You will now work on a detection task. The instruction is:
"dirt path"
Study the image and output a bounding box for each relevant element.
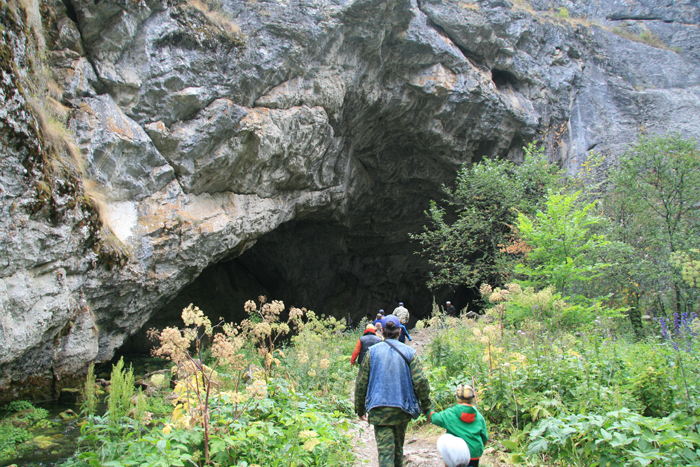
[352,420,445,467]
[350,327,510,467]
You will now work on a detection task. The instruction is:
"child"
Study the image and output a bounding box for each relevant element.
[428,385,488,467]
[372,311,385,338]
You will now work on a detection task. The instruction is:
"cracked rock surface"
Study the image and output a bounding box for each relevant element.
[1,0,699,400]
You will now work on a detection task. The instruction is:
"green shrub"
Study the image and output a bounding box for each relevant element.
[515,190,612,298]
[612,26,668,49]
[146,394,173,418]
[410,143,561,290]
[527,409,700,466]
[208,378,354,466]
[0,400,55,462]
[286,312,356,411]
[3,400,36,413]
[555,7,569,19]
[427,324,486,385]
[0,423,32,461]
[2,400,48,422]
[629,364,676,418]
[425,317,700,438]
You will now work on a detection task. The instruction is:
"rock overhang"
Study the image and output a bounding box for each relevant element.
[1,0,700,400]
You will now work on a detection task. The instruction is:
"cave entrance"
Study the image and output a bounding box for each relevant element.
[122,135,488,356]
[122,217,478,355]
[122,259,269,355]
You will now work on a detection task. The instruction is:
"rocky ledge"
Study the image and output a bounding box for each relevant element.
[1,0,699,400]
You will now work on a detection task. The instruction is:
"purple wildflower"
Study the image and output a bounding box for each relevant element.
[657,312,698,352]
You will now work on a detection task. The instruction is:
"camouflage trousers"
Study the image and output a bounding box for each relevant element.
[374,422,409,467]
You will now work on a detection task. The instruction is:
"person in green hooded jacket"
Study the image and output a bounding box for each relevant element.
[427,384,488,467]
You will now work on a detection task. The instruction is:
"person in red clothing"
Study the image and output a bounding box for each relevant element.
[351,324,383,365]
[428,384,488,467]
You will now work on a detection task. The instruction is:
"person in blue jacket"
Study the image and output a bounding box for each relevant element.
[355,316,432,467]
[398,323,412,343]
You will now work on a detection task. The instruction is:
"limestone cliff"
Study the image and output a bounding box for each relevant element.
[1,0,699,400]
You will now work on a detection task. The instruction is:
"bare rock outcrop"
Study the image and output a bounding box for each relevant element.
[1,0,699,400]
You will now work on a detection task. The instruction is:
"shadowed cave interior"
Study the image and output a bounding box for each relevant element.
[123,218,476,355]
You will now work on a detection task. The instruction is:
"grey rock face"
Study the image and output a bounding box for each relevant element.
[0,4,101,399]
[71,94,175,201]
[146,100,338,196]
[1,0,700,399]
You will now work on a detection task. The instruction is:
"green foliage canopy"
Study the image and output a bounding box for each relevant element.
[411,143,561,290]
[515,190,612,297]
[604,133,700,315]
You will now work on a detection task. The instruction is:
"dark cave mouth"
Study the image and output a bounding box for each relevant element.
[123,218,478,355]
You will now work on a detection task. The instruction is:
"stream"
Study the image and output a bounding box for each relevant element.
[0,400,83,467]
[1,356,169,467]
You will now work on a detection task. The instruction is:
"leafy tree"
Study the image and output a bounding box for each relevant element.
[411,143,561,291]
[604,134,700,317]
[515,190,612,297]
[671,249,700,289]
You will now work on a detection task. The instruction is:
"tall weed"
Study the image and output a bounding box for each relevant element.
[65,300,356,467]
[423,316,700,463]
[107,357,135,425]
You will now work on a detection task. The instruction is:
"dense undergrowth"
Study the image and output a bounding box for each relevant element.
[3,302,698,467]
[54,299,359,467]
[423,303,700,466]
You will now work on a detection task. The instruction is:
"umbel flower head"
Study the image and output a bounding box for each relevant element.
[211,333,244,364]
[246,379,267,400]
[253,322,272,339]
[244,300,257,314]
[489,291,505,303]
[182,304,213,335]
[148,326,192,364]
[262,300,285,320]
[507,283,522,294]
